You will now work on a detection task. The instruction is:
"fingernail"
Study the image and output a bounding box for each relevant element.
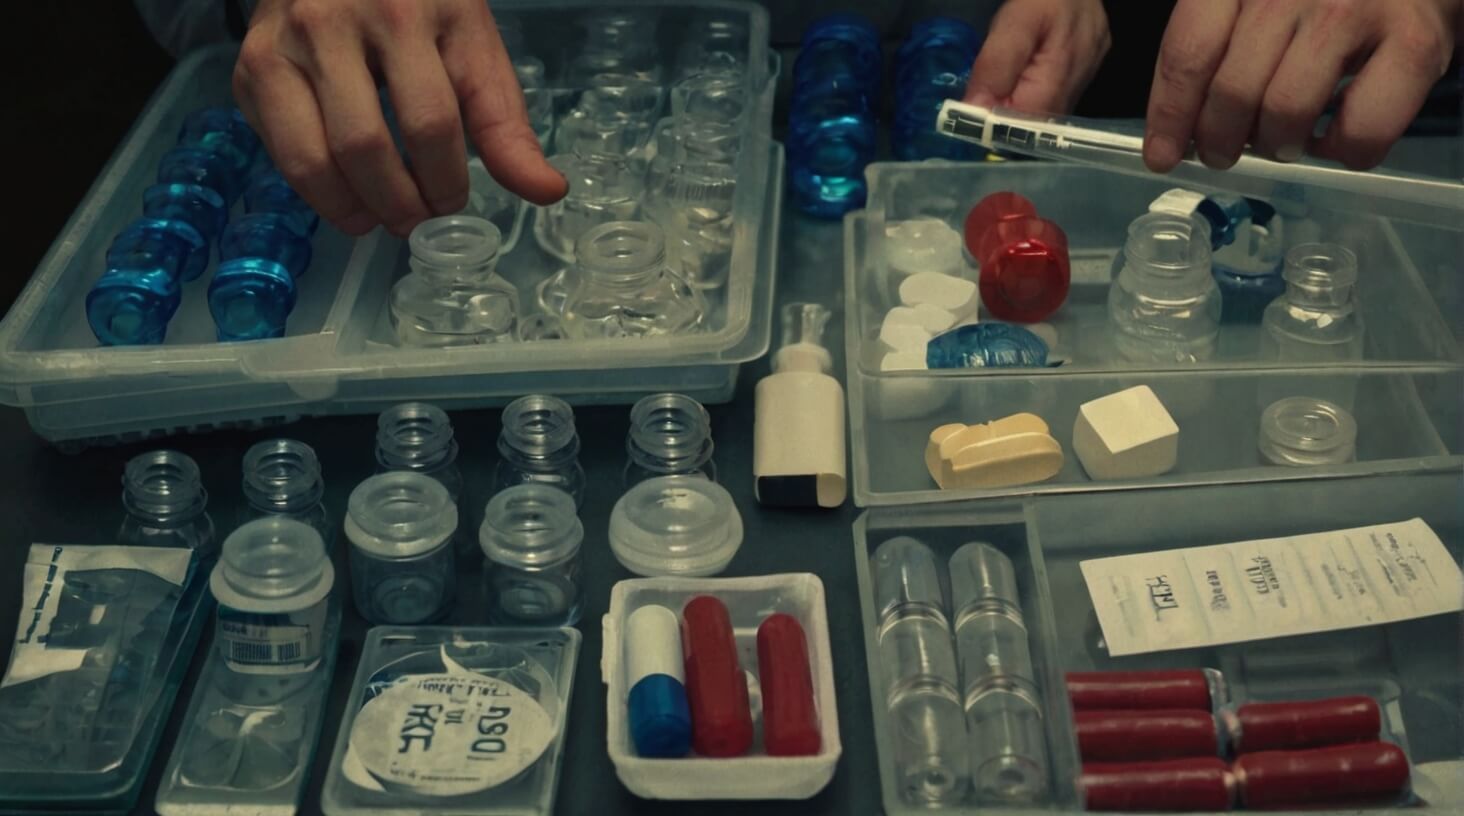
[429,195,467,216]
[1145,134,1181,172]
[1275,143,1303,162]
[339,212,378,236]
[966,89,997,108]
[1199,149,1235,170]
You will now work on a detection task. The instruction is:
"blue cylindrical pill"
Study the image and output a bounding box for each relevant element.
[106,217,207,284]
[144,182,229,248]
[221,213,314,280]
[245,170,320,237]
[625,604,692,758]
[178,107,261,179]
[209,257,298,341]
[158,144,244,205]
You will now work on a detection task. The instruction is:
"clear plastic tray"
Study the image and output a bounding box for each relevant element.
[853,468,1464,815]
[0,0,780,447]
[845,161,1463,506]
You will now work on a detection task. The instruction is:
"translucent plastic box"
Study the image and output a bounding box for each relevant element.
[845,161,1463,505]
[0,0,780,447]
[854,468,1464,815]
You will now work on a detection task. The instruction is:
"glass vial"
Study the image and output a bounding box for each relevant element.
[871,536,970,805]
[119,449,218,559]
[390,215,520,347]
[1261,243,1364,362]
[344,471,457,625]
[479,485,584,626]
[1258,397,1358,467]
[494,394,586,507]
[624,392,717,487]
[648,160,738,291]
[560,221,707,340]
[949,542,1048,802]
[1108,212,1221,364]
[538,153,644,262]
[375,402,463,501]
[241,438,332,548]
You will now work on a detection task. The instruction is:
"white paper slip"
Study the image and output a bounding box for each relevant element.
[1081,518,1464,657]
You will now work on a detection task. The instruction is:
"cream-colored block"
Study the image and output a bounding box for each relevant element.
[899,273,979,319]
[879,308,934,353]
[925,413,1063,489]
[1072,385,1179,480]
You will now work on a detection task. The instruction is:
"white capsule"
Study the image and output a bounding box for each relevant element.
[884,218,966,277]
[900,272,979,319]
[880,309,935,353]
[625,604,684,685]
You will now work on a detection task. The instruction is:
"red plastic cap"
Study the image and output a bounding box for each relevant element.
[1234,741,1410,808]
[681,595,754,757]
[1231,695,1380,752]
[976,216,1071,322]
[1067,670,1214,712]
[756,613,821,756]
[1081,758,1234,812]
[964,191,1038,260]
[1075,709,1219,762]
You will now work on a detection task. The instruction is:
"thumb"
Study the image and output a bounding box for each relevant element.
[964,2,1045,107]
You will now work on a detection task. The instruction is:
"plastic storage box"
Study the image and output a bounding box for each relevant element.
[601,574,842,799]
[845,161,1463,505]
[854,468,1464,815]
[0,0,781,447]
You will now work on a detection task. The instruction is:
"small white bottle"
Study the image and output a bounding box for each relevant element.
[753,302,847,508]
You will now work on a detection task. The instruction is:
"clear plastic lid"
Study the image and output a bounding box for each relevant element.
[871,535,946,623]
[608,475,742,576]
[345,471,458,559]
[480,484,584,568]
[1259,397,1358,464]
[211,516,333,614]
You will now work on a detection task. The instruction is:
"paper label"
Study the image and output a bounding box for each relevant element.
[3,544,192,687]
[1081,518,1464,657]
[217,601,327,674]
[347,672,555,797]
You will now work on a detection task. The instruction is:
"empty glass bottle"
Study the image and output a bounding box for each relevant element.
[624,392,716,487]
[479,484,584,626]
[538,153,644,261]
[554,73,663,158]
[872,536,970,806]
[241,438,332,548]
[119,449,218,560]
[1258,396,1358,467]
[649,160,738,291]
[494,394,586,506]
[568,9,661,85]
[894,18,984,160]
[1108,212,1221,364]
[675,13,748,80]
[390,215,520,346]
[345,472,456,625]
[788,14,881,217]
[376,402,463,501]
[1261,243,1363,363]
[560,221,707,339]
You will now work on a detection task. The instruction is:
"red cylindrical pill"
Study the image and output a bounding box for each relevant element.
[1067,670,1215,712]
[756,613,820,757]
[964,191,1039,260]
[1229,695,1380,752]
[1234,741,1410,808]
[975,216,1071,323]
[1081,758,1234,812]
[681,595,753,757]
[1075,709,1219,762]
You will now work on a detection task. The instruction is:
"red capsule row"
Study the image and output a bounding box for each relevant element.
[1082,741,1411,811]
[681,595,821,758]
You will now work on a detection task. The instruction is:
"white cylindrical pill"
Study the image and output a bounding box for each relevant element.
[885,218,966,277]
[626,604,685,684]
[900,272,979,319]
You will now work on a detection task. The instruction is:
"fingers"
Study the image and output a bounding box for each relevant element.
[1313,26,1449,169]
[234,39,377,235]
[1190,3,1297,169]
[374,21,470,216]
[964,1,1045,107]
[1143,0,1241,172]
[1250,9,1373,162]
[441,9,566,206]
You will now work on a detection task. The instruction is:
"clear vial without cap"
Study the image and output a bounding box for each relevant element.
[1108,212,1221,364]
[554,73,663,158]
[390,215,520,347]
[1259,397,1358,467]
[649,160,738,291]
[345,471,457,625]
[241,438,332,548]
[948,542,1048,802]
[479,484,584,626]
[494,394,586,506]
[560,221,707,340]
[1261,242,1364,362]
[375,402,463,502]
[624,392,717,487]
[538,153,644,262]
[119,449,217,559]
[871,536,970,805]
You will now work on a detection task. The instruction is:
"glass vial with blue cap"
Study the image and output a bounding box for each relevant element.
[478,484,584,626]
[624,392,717,487]
[390,215,519,346]
[118,449,217,559]
[345,471,457,625]
[788,13,881,217]
[241,438,333,549]
[87,218,203,345]
[623,604,692,758]
[493,394,586,506]
[895,18,984,160]
[1108,211,1221,364]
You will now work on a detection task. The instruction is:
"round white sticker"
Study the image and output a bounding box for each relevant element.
[348,672,556,797]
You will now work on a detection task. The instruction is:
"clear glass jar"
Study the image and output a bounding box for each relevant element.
[494,394,586,506]
[537,153,643,262]
[560,221,707,340]
[624,392,717,487]
[241,438,332,549]
[345,471,457,625]
[119,449,217,559]
[1107,212,1221,364]
[1261,243,1363,362]
[375,402,462,501]
[390,215,519,346]
[1258,397,1357,467]
[553,73,663,158]
[479,485,584,626]
[648,160,738,291]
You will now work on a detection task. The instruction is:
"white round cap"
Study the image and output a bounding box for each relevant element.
[608,476,742,577]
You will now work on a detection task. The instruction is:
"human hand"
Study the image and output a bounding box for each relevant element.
[1144,0,1461,173]
[233,0,567,237]
[963,0,1112,114]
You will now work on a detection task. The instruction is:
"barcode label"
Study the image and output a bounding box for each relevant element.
[217,601,328,674]
[227,637,308,666]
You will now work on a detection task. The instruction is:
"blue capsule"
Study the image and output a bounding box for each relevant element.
[208,258,298,341]
[178,107,260,178]
[158,145,244,205]
[926,323,1050,369]
[143,182,228,246]
[245,170,320,236]
[221,213,314,280]
[107,217,208,283]
[788,13,882,218]
[86,267,182,346]
[894,17,984,160]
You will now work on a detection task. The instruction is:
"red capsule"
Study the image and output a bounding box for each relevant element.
[975,217,1071,323]
[681,595,753,757]
[1081,758,1234,812]
[1067,670,1215,712]
[1234,741,1410,808]
[963,191,1038,260]
[1075,709,1219,762]
[1229,695,1380,753]
[756,613,820,757]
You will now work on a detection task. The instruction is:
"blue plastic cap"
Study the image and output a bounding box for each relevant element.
[86,268,182,346]
[627,673,692,758]
[107,217,208,284]
[220,213,314,280]
[209,258,298,341]
[926,323,1050,369]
